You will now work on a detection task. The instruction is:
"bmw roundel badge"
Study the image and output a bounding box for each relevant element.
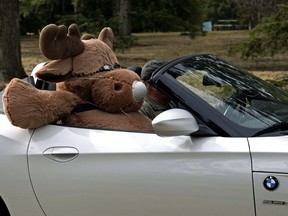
[263,176,279,191]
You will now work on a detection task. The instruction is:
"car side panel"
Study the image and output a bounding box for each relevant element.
[249,136,288,216]
[28,125,254,216]
[0,115,45,216]
[253,173,288,216]
[191,137,255,215]
[249,136,288,173]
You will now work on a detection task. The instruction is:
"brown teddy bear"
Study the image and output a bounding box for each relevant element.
[2,23,152,132]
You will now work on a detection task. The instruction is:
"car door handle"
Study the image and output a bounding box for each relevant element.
[43,147,79,163]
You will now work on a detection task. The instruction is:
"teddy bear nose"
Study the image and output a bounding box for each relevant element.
[132,81,147,102]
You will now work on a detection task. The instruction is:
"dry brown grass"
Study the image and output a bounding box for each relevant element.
[0,30,286,91]
[19,30,288,80]
[117,30,288,71]
[21,36,46,74]
[117,31,250,68]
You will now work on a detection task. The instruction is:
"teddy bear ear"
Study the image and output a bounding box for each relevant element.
[39,23,85,60]
[98,27,114,50]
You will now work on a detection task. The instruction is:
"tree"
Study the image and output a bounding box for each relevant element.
[19,0,209,36]
[131,0,207,37]
[235,0,285,28]
[232,4,288,59]
[207,0,239,24]
[0,0,26,82]
[113,0,132,35]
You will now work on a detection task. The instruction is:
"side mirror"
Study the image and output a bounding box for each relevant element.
[152,108,199,137]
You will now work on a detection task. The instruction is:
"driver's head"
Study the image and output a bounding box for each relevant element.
[141,60,167,82]
[141,60,170,106]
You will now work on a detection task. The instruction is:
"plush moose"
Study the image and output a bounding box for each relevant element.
[2,23,152,132]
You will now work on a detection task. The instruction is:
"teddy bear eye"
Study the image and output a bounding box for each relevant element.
[114,82,123,91]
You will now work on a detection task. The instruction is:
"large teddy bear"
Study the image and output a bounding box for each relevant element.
[2,23,153,132]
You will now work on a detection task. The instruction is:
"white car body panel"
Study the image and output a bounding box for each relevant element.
[28,124,254,216]
[249,137,288,216]
[0,115,45,216]
[249,136,288,173]
[253,173,288,216]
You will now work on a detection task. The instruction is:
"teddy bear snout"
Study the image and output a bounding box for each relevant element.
[114,82,123,91]
[132,81,147,102]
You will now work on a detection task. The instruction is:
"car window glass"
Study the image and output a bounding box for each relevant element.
[177,70,236,109]
[166,56,288,129]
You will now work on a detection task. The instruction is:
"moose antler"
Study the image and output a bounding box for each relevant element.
[39,23,84,60]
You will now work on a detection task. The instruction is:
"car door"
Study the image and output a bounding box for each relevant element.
[249,136,288,216]
[28,124,255,216]
[0,115,45,216]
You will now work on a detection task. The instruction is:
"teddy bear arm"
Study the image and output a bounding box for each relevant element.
[64,110,153,133]
[3,78,82,129]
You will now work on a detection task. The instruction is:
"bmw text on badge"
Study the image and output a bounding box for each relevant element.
[263,176,279,191]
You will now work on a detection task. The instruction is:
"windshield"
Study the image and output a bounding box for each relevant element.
[165,55,288,130]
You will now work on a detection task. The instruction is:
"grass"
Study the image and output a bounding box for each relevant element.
[21,30,288,72]
[117,31,250,68]
[1,30,287,91]
[117,30,288,71]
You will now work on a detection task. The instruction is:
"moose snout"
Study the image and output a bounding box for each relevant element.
[132,81,147,102]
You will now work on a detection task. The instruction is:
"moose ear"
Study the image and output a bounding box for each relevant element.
[98,27,114,50]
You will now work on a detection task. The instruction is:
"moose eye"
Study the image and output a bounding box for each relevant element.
[114,82,123,91]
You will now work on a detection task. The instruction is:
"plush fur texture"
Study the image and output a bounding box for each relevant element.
[39,24,84,60]
[36,27,118,83]
[2,23,152,132]
[2,78,82,129]
[65,110,152,132]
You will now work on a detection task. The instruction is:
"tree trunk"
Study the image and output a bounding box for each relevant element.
[236,0,278,28]
[0,0,26,82]
[118,0,131,35]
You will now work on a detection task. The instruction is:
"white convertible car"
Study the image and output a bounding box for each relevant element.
[1,54,288,216]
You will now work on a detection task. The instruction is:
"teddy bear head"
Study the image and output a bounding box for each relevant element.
[34,23,147,113]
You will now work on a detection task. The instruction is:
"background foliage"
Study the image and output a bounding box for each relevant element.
[20,0,207,34]
[18,0,288,55]
[231,4,288,59]
[19,0,208,50]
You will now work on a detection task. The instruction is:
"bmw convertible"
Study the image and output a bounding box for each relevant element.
[1,54,288,216]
